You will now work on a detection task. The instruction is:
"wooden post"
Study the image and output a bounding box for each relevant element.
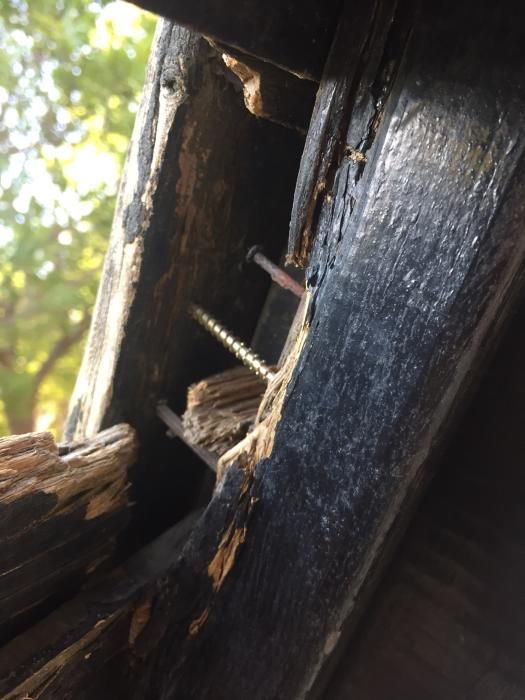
[65,21,304,541]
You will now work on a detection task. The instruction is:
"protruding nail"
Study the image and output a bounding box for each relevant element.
[157,402,217,472]
[246,246,304,299]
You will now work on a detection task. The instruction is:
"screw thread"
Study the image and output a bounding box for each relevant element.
[190,304,275,382]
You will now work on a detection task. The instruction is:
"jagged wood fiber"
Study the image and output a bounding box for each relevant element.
[0,424,136,644]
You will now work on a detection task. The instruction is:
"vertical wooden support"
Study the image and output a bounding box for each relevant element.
[65,21,303,538]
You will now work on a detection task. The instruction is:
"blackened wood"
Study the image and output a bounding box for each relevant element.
[65,21,303,541]
[128,0,342,80]
[323,299,525,700]
[288,0,409,266]
[0,425,136,644]
[112,2,525,698]
[29,2,525,699]
[0,511,199,700]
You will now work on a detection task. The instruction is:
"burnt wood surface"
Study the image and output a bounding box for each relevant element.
[116,2,525,698]
[0,425,136,645]
[323,298,525,700]
[4,300,525,699]
[65,21,303,542]
[0,512,199,699]
[129,0,342,80]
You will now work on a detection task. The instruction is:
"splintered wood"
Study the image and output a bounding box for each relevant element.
[182,367,266,457]
[0,424,137,641]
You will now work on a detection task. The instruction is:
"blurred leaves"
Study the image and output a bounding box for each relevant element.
[0,0,155,435]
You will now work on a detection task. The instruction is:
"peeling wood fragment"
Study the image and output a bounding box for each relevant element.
[221,52,316,132]
[188,608,209,637]
[208,523,247,592]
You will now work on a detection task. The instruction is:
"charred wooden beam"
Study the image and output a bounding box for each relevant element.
[323,298,525,700]
[65,21,303,541]
[4,299,525,699]
[220,51,317,132]
[0,424,136,644]
[115,1,525,697]
[0,512,199,699]
[128,0,342,80]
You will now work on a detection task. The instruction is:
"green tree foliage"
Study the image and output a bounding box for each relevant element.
[0,0,155,435]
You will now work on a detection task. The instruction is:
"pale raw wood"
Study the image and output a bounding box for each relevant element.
[0,424,137,642]
[182,366,266,456]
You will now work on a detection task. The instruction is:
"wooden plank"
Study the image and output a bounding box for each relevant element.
[128,0,342,80]
[0,424,136,644]
[323,299,525,700]
[65,21,304,540]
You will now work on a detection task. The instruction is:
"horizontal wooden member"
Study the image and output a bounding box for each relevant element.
[0,424,137,643]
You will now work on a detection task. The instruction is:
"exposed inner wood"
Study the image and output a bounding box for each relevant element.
[221,52,316,132]
[0,424,136,643]
[182,366,266,456]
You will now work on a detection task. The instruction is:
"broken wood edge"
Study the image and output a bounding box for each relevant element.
[182,366,266,456]
[0,423,137,517]
[220,50,316,133]
[217,292,311,481]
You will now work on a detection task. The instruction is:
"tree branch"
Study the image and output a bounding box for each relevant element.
[32,315,91,393]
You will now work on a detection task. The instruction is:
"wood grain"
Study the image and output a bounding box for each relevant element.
[0,424,136,644]
[323,299,525,700]
[65,21,303,542]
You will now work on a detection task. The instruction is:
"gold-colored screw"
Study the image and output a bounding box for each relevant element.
[189,304,276,382]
